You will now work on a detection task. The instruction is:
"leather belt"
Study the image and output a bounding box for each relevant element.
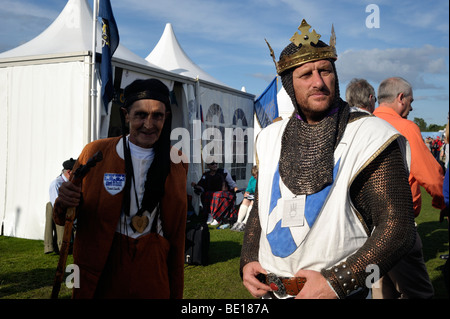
[261,273,307,297]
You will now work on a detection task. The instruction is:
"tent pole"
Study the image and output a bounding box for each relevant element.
[195,77,204,174]
[90,0,99,142]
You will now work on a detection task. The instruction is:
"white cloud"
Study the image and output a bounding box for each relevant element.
[0,0,59,19]
[0,0,60,52]
[116,0,262,44]
[337,45,449,89]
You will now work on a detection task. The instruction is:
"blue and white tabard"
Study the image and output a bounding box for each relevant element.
[256,111,407,278]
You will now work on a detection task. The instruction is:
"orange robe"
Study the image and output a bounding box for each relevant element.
[54,136,188,298]
[374,106,445,216]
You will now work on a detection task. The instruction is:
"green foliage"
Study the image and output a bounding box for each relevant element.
[413,117,446,132]
[414,117,427,131]
[427,123,445,132]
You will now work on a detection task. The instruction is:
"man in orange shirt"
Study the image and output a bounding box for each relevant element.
[374,77,445,216]
[373,76,445,298]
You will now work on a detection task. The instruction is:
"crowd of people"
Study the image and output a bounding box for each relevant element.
[424,135,448,168]
[345,77,447,298]
[190,159,258,232]
[47,18,448,300]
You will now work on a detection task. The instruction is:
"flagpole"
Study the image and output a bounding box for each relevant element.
[195,77,204,174]
[90,0,99,142]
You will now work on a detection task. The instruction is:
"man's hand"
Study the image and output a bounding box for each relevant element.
[242,262,272,298]
[56,181,82,209]
[294,269,337,299]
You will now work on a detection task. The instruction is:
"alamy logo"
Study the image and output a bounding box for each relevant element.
[366,4,380,29]
[65,264,80,289]
[170,120,253,164]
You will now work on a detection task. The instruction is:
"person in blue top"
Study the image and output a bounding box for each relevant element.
[232,166,258,231]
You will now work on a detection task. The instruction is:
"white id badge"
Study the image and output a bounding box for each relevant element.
[281,195,305,227]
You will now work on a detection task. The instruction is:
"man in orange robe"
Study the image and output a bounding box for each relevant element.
[54,79,188,298]
[373,76,445,299]
[374,77,445,217]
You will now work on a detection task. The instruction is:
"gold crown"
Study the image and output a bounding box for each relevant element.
[266,19,337,75]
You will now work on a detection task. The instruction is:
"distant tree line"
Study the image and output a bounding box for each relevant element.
[413,117,446,132]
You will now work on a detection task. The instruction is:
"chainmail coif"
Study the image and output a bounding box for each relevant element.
[279,103,349,195]
[278,40,348,195]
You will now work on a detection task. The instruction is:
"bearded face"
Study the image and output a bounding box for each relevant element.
[279,41,340,124]
[292,60,336,124]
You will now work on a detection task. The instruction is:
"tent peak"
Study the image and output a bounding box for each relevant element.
[0,0,159,69]
[146,23,227,86]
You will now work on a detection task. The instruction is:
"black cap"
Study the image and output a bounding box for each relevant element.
[123,78,170,111]
[62,158,76,170]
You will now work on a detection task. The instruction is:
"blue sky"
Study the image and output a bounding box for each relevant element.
[0,0,448,125]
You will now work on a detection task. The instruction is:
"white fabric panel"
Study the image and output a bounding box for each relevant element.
[0,70,8,226]
[1,62,86,240]
[277,86,295,119]
[180,84,200,210]
[121,69,174,92]
[199,85,254,185]
[200,86,254,131]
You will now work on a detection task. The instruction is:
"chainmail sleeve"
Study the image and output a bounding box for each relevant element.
[240,185,261,277]
[321,138,416,298]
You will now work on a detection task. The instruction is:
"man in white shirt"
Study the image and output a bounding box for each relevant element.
[45,158,76,254]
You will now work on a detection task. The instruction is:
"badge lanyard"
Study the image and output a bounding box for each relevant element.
[123,136,159,234]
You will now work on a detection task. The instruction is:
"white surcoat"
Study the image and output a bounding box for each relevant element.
[256,110,408,277]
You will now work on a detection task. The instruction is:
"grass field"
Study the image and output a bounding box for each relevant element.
[0,187,448,299]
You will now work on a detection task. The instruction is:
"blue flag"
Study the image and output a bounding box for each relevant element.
[254,77,278,128]
[98,0,119,113]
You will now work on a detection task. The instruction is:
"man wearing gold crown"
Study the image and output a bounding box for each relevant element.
[240,20,416,299]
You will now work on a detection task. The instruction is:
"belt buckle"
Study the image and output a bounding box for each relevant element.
[267,273,286,298]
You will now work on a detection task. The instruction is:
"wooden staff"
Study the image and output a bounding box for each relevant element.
[51,151,103,299]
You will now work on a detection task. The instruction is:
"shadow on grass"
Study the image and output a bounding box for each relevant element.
[0,267,55,298]
[417,220,449,298]
[417,220,449,262]
[209,240,242,264]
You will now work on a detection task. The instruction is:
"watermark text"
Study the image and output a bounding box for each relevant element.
[366,4,380,29]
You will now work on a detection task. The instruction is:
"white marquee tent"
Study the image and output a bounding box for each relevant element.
[0,0,254,240]
[146,23,226,87]
[146,23,255,210]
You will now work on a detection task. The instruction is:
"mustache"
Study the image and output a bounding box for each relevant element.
[138,128,158,135]
[308,88,331,96]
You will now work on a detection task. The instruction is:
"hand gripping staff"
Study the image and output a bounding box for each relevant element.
[51,151,103,299]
